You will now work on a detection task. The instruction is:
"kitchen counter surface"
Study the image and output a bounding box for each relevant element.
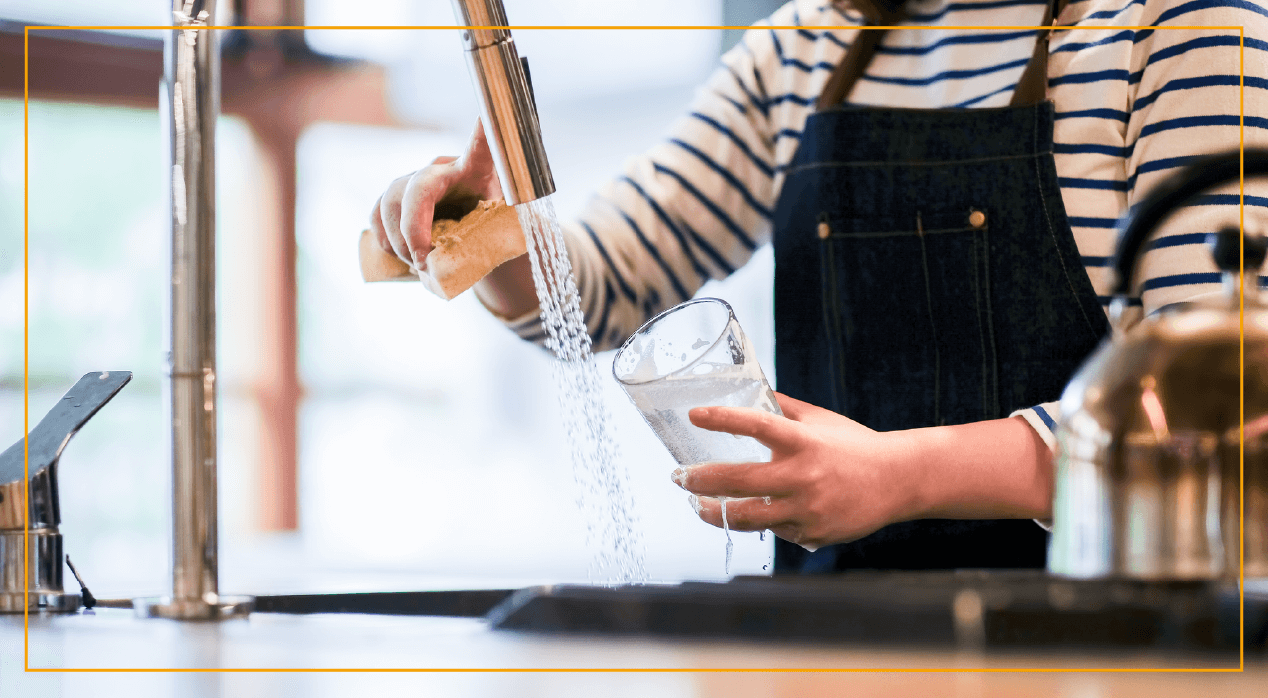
[3,604,1264,698]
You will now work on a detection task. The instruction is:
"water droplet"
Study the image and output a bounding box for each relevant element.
[72,403,80,408]
[721,497,733,576]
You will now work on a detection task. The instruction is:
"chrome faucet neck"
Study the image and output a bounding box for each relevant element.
[451,0,556,205]
[134,0,252,621]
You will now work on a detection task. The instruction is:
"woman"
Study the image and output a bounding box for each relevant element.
[370,0,1268,572]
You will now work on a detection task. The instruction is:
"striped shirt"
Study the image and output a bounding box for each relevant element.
[500,0,1268,448]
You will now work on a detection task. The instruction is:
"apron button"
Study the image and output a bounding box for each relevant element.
[968,209,987,228]
[817,220,831,239]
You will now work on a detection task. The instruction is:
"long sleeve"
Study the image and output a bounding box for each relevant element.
[499,2,863,350]
[490,0,1268,448]
[1013,0,1268,448]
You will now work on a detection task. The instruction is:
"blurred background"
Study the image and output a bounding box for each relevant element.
[0,0,787,597]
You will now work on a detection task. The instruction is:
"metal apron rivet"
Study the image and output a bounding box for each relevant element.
[817,220,831,239]
[969,209,987,228]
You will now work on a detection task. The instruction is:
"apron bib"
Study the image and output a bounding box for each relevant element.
[771,0,1107,573]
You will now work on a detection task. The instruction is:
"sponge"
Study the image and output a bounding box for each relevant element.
[358,199,526,300]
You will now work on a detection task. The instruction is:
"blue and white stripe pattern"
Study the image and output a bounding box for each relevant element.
[498,0,1268,447]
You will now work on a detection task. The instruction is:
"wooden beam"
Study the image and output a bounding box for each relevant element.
[246,116,301,532]
[1,21,396,126]
[222,47,395,128]
[0,21,163,108]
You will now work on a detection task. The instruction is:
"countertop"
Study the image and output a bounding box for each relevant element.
[3,605,1265,698]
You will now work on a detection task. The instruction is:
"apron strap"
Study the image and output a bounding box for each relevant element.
[816,0,908,111]
[817,0,1069,111]
[1008,0,1068,106]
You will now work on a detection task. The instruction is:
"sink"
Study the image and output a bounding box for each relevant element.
[251,589,515,617]
[483,571,1268,651]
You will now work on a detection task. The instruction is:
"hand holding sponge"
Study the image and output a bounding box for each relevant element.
[359,199,526,300]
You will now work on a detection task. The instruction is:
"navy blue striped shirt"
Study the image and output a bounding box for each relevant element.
[499,0,1268,446]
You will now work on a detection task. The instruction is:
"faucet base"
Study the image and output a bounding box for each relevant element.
[133,594,253,621]
[0,529,80,614]
[0,591,81,614]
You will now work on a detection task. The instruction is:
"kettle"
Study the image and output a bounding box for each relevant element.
[1049,149,1268,580]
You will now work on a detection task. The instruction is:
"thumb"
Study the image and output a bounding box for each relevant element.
[774,392,819,421]
[466,119,490,162]
[460,119,504,200]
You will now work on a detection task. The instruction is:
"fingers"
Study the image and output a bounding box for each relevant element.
[372,158,463,271]
[689,495,791,533]
[366,118,503,277]
[690,495,822,550]
[395,120,501,268]
[369,195,392,255]
[672,461,795,499]
[375,175,413,266]
[400,168,448,269]
[687,405,802,452]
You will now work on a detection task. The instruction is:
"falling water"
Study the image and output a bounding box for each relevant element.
[516,196,646,584]
[721,498,733,575]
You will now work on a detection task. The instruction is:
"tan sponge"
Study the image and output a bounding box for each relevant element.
[358,199,526,300]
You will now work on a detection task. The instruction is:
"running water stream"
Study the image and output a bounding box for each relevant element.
[516,196,647,583]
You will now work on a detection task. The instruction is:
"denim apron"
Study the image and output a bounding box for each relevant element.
[772,0,1107,573]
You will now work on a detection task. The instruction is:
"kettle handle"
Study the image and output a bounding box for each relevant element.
[1111,148,1268,297]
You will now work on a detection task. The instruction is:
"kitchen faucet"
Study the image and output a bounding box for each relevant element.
[450,0,555,205]
[133,0,555,620]
[133,0,252,620]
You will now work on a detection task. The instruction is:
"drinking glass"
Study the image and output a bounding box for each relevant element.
[612,298,783,466]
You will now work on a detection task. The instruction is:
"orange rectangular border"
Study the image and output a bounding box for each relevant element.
[19,21,1247,675]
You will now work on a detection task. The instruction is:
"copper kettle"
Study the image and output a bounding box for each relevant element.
[1049,150,1268,580]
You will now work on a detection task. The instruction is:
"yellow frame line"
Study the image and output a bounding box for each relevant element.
[19,20,1247,680]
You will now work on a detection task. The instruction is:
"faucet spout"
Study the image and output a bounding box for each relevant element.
[451,0,556,205]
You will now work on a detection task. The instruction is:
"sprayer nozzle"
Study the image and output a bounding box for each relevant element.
[452,0,555,205]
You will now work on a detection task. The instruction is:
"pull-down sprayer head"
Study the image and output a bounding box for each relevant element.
[450,0,556,205]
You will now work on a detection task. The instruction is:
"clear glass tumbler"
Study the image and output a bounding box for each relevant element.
[612,297,783,467]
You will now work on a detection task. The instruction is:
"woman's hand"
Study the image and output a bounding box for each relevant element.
[366,121,539,319]
[674,392,1055,550]
[674,392,925,551]
[367,120,502,272]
